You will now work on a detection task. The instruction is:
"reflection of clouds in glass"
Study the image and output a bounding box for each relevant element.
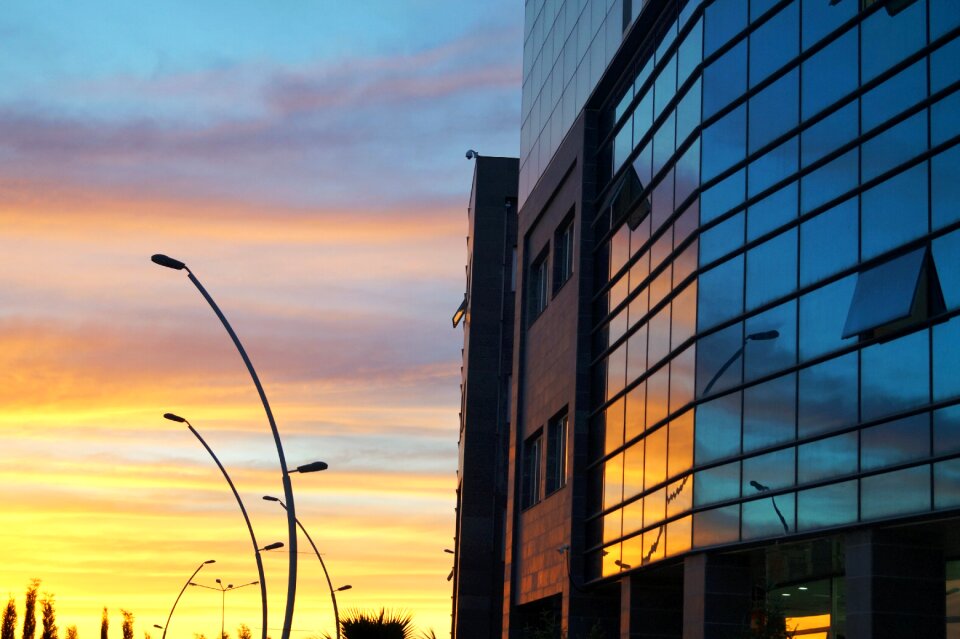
[798,352,857,437]
[861,330,929,421]
[694,460,740,506]
[696,322,743,397]
[743,493,795,540]
[934,459,960,510]
[745,300,797,381]
[743,373,796,452]
[861,465,930,520]
[693,504,739,547]
[797,480,857,531]
[861,413,929,471]
[695,390,742,463]
[798,432,857,484]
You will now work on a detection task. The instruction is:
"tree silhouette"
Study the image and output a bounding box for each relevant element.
[39,595,56,639]
[65,627,77,639]
[120,611,133,639]
[100,609,108,639]
[236,625,251,639]
[328,609,415,639]
[22,580,40,639]
[2,597,16,639]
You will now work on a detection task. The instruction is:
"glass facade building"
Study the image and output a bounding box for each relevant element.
[481,0,960,637]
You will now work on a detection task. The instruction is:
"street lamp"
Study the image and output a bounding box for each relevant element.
[152,253,299,639]
[749,480,790,534]
[159,559,216,639]
[164,412,271,639]
[262,495,347,639]
[701,330,780,397]
[191,579,259,639]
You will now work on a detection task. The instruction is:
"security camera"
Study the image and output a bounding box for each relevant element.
[465,149,478,160]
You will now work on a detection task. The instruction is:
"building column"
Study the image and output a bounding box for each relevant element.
[683,553,752,639]
[845,529,945,639]
[627,569,683,639]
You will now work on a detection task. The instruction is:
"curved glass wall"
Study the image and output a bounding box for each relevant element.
[586,0,960,580]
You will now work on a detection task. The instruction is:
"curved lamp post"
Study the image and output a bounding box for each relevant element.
[164,412,272,639]
[152,252,298,639]
[160,559,216,639]
[701,330,780,397]
[262,495,348,639]
[191,579,259,639]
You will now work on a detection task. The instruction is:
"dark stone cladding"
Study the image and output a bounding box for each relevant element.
[453,156,518,639]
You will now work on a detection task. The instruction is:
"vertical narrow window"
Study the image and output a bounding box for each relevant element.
[528,249,549,320]
[522,432,543,508]
[554,214,575,291]
[511,246,517,292]
[546,412,569,494]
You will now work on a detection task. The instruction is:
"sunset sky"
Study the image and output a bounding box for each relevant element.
[0,3,520,638]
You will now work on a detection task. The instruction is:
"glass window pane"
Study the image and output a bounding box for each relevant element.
[861,112,928,184]
[861,60,926,132]
[697,255,744,330]
[934,458,960,511]
[861,329,930,422]
[704,40,747,119]
[934,405,960,456]
[861,465,930,521]
[932,37,960,93]
[796,480,858,531]
[692,504,740,547]
[700,211,744,264]
[605,340,628,401]
[645,426,668,489]
[671,344,697,412]
[842,247,927,338]
[648,365,670,427]
[625,382,647,441]
[800,149,858,215]
[860,0,926,84]
[672,279,698,348]
[633,90,654,146]
[798,353,858,438]
[747,182,797,242]
[749,69,799,154]
[676,80,702,145]
[743,492,795,539]
[701,168,745,224]
[743,447,795,494]
[799,275,858,361]
[801,101,859,168]
[704,0,747,57]
[605,396,626,454]
[697,322,743,397]
[930,0,960,40]
[933,229,960,311]
[744,299,797,381]
[746,228,797,310]
[932,144,960,231]
[626,324,648,385]
[861,413,930,471]
[749,1,799,87]
[666,514,693,557]
[604,453,624,509]
[645,486,666,527]
[675,137,701,205]
[678,18,703,86]
[668,410,695,478]
[932,91,960,147]
[799,432,857,484]
[800,197,858,288]
[648,305,672,367]
[654,54,677,119]
[702,104,747,182]
[743,373,796,452]
[668,473,693,517]
[801,29,858,120]
[694,460,741,506]
[748,137,799,199]
[624,441,645,500]
[802,0,856,50]
[934,317,960,402]
[695,390,742,463]
[652,112,676,179]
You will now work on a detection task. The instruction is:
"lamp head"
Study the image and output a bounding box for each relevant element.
[204,560,216,564]
[163,413,186,423]
[151,254,186,270]
[262,542,284,551]
[294,461,328,474]
[747,330,780,341]
[336,585,352,592]
[262,495,281,502]
[215,578,221,584]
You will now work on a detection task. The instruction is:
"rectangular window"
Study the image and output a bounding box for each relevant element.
[528,250,549,320]
[521,432,543,508]
[554,216,575,291]
[546,412,568,494]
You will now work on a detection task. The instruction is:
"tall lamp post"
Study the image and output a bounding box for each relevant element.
[262,496,350,639]
[151,253,299,639]
[159,559,216,639]
[701,330,780,397]
[191,579,259,639]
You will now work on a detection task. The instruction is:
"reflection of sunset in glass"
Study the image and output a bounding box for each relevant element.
[0,2,521,638]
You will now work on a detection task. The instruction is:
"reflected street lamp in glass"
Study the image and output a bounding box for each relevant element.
[749,480,790,534]
[191,579,260,639]
[159,559,216,639]
[152,252,298,639]
[701,330,780,397]
[262,495,348,639]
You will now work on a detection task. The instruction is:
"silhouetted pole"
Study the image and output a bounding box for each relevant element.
[161,559,216,639]
[191,580,258,639]
[263,496,349,639]
[151,253,298,639]
[164,413,272,639]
